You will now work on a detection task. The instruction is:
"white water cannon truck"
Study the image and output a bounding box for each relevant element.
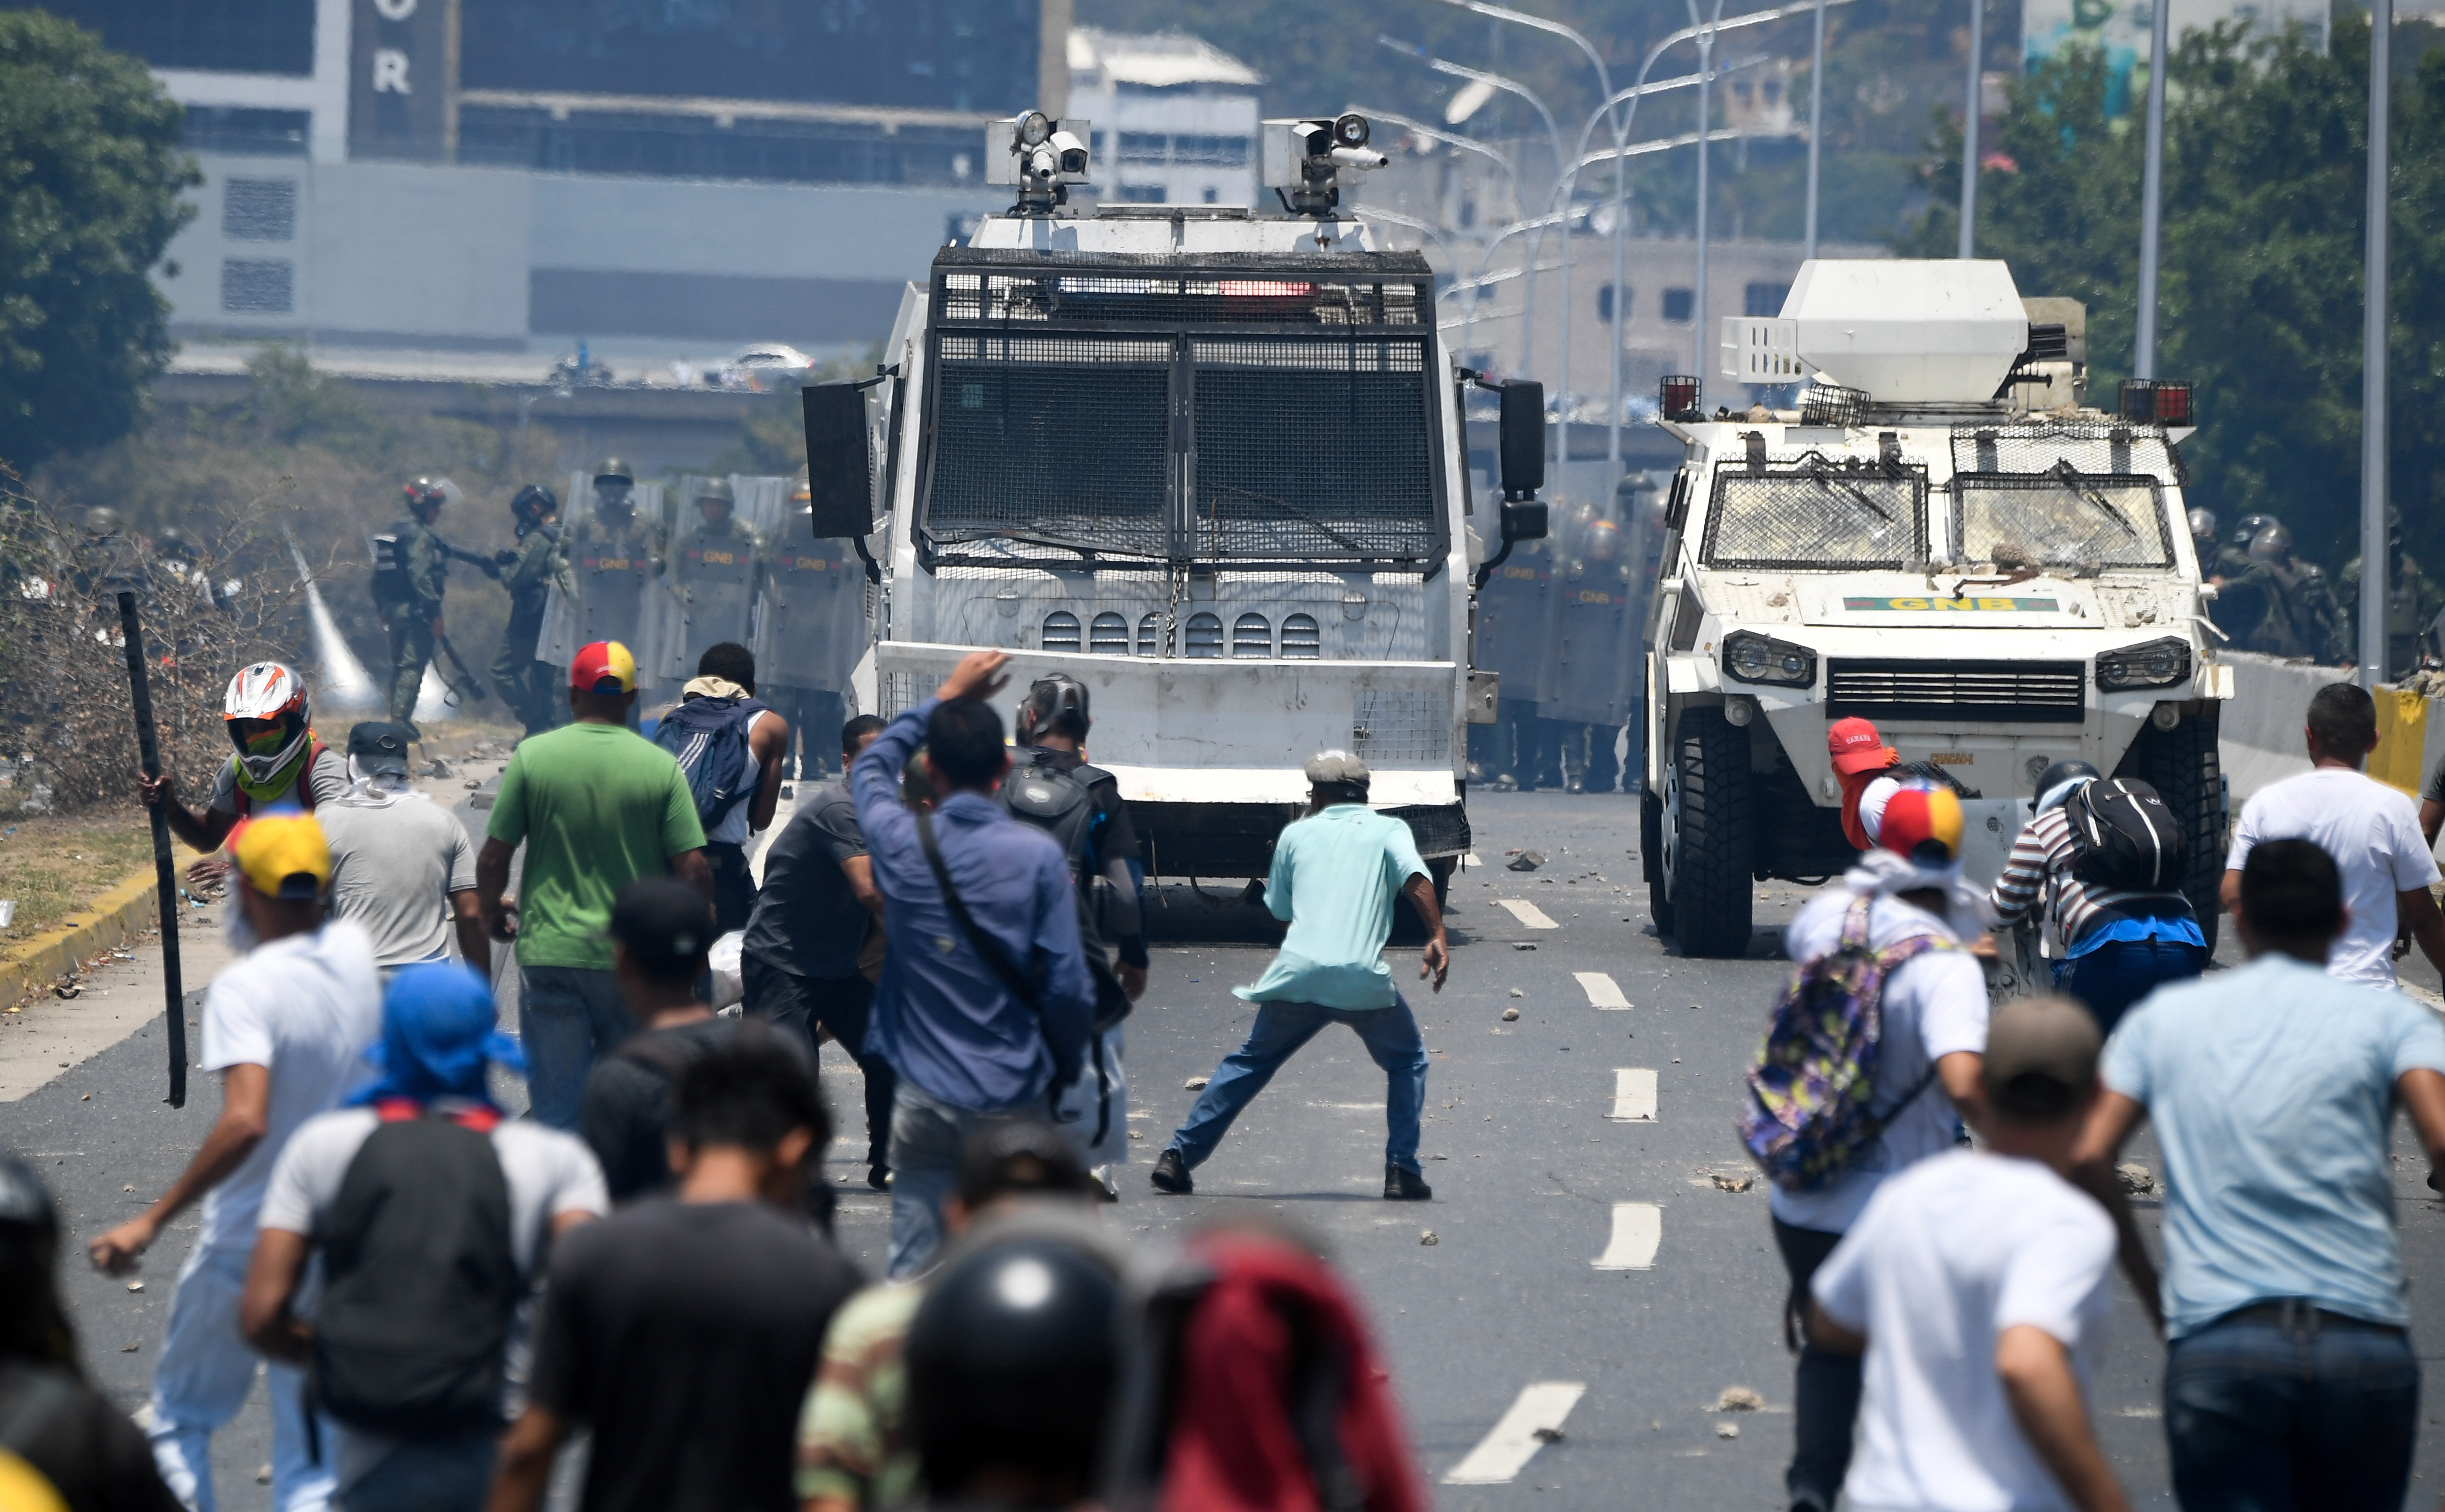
[1640,259,2233,957]
[802,110,1550,901]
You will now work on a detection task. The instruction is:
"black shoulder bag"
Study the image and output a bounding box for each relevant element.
[912,807,1112,1145]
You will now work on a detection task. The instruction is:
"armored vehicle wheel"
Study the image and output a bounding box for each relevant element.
[2117,705,2225,955]
[1664,707,1756,958]
[1641,788,1674,934]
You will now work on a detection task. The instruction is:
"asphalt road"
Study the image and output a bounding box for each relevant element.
[18,787,2445,1510]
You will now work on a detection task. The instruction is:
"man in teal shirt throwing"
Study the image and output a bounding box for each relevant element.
[1152,750,1449,1200]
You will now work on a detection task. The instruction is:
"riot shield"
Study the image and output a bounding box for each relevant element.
[564,475,667,659]
[1537,479,1658,727]
[759,513,870,694]
[670,474,763,671]
[1475,536,1554,698]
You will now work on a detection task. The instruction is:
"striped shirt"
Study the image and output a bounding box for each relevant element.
[1989,807,2116,947]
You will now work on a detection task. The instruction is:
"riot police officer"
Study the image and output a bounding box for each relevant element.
[2231,522,2348,663]
[373,477,454,734]
[2340,509,2444,679]
[566,457,664,653]
[761,469,866,777]
[670,477,764,673]
[2187,507,2221,580]
[491,483,572,737]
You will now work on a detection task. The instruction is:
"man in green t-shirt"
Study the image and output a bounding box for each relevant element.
[477,639,711,1128]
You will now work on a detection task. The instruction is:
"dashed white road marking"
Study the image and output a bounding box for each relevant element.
[1574,971,1629,1008]
[1464,852,1485,867]
[1593,1203,1662,1270]
[1608,1068,1657,1122]
[1495,898,1560,929]
[1441,1382,1588,1484]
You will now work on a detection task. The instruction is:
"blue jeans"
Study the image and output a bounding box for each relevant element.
[2165,1303,2419,1512]
[1165,997,1428,1175]
[886,1082,1078,1281]
[333,1431,496,1512]
[518,965,633,1131]
[147,1244,336,1512]
[2053,935,2206,1037]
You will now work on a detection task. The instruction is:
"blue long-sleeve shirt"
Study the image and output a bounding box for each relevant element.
[850,697,1094,1111]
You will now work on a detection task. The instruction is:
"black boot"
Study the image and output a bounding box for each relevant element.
[1384,1164,1432,1201]
[1150,1149,1193,1194]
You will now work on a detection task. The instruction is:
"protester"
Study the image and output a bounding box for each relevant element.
[741,715,896,1190]
[2221,681,2445,987]
[240,964,606,1512]
[0,1155,181,1512]
[1153,749,1446,1200]
[142,663,351,856]
[1988,759,2204,1034]
[1829,717,1903,852]
[476,641,710,1130]
[1807,997,2126,1512]
[848,650,1095,1279]
[579,877,828,1233]
[1103,1221,1425,1512]
[1759,783,1991,1512]
[319,721,487,975]
[2075,837,2445,1508]
[87,817,381,1512]
[1003,675,1147,1197]
[655,642,789,932]
[799,1120,1101,1512]
[486,1030,862,1512]
[901,1230,1121,1512]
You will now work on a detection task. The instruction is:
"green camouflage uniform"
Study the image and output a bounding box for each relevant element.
[2229,557,2348,664]
[379,517,447,725]
[2340,550,2445,679]
[491,522,572,735]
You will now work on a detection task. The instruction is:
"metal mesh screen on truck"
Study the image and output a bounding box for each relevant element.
[1702,464,1927,571]
[1954,474,2172,570]
[1949,421,2181,483]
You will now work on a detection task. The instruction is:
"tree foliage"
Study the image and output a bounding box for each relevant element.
[1904,17,2445,577]
[0,11,197,471]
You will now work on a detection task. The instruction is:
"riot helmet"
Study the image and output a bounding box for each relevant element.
[403,477,457,519]
[0,1154,73,1371]
[510,483,558,526]
[593,458,635,516]
[2249,522,2295,564]
[2187,507,2217,544]
[905,1233,1121,1502]
[1017,674,1091,744]
[156,525,194,562]
[2231,514,2277,552]
[2032,757,2101,814]
[694,477,735,527]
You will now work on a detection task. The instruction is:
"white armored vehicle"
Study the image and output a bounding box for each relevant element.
[1641,260,2233,956]
[808,112,1548,896]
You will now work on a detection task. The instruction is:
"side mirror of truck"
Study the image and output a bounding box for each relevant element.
[1500,500,1547,542]
[801,381,874,538]
[1498,379,1545,504]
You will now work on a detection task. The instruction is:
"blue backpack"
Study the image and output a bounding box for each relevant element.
[653,694,767,829]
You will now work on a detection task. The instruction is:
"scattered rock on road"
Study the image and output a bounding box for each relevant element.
[1716,1423,1740,1440]
[1507,988,1524,998]
[1185,1076,1210,1090]
[1710,1172,1754,1194]
[1419,1230,1438,1245]
[2117,1163,2155,1194]
[1506,850,1544,871]
[1713,1386,1764,1412]
[1501,1007,1520,1022]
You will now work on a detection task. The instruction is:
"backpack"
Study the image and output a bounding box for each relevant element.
[310,1101,518,1435]
[1739,895,1955,1193]
[998,753,1133,1034]
[655,695,768,829]
[2064,777,2186,892]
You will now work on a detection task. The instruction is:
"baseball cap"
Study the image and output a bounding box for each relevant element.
[608,876,715,981]
[1827,717,1897,776]
[1304,749,1371,787]
[346,721,414,778]
[1876,783,1964,865]
[571,640,638,694]
[1982,996,2101,1120]
[234,815,331,900]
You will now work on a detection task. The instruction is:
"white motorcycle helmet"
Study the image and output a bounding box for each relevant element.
[223,662,312,786]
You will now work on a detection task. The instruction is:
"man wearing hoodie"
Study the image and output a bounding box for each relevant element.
[1769,783,1993,1512]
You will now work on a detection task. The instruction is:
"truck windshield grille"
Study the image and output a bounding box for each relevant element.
[918,248,1447,568]
[1953,474,2170,570]
[1826,658,2085,722]
[1702,466,1926,570]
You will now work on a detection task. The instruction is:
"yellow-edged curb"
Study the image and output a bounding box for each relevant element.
[2,867,164,1008]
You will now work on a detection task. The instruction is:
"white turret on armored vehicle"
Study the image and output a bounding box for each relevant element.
[1641,259,2233,957]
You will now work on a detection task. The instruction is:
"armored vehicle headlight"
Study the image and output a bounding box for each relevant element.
[2096,636,2191,691]
[1723,631,1816,688]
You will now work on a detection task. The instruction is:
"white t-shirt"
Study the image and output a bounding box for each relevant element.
[261,1108,607,1488]
[196,922,383,1252]
[1858,776,1903,844]
[2225,766,2442,986]
[1813,1149,2117,1512]
[1769,890,1991,1235]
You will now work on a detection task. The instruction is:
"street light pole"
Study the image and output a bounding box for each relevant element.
[1804,0,1826,261]
[2361,0,2392,688]
[1693,0,1725,382]
[1958,0,1983,258]
[2134,0,2170,378]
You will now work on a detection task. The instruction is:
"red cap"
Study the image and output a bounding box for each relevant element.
[569,641,638,694]
[1827,717,1897,776]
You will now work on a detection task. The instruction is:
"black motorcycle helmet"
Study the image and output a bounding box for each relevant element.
[1018,674,1092,744]
[2033,758,2101,813]
[0,1154,73,1369]
[905,1233,1121,1501]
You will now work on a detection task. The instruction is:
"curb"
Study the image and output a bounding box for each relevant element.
[2,867,165,1008]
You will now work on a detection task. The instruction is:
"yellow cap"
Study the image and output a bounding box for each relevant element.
[235,816,331,900]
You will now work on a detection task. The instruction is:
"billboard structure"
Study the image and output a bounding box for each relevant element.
[2023,0,2330,114]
